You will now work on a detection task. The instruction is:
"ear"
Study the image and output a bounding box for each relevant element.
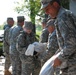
[52,1,59,8]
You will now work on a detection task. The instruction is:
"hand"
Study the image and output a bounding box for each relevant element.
[53,57,62,68]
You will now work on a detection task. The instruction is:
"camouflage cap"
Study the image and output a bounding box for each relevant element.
[17,16,25,22]
[41,0,53,9]
[46,19,55,27]
[41,0,61,9]
[7,17,14,21]
[24,21,33,30]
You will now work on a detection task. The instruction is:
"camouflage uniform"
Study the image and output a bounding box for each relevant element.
[45,31,59,61]
[40,19,59,65]
[16,21,41,75]
[54,7,76,75]
[3,24,9,30]
[16,30,41,75]
[40,30,60,75]
[3,25,12,70]
[39,18,49,43]
[40,28,49,43]
[9,25,23,75]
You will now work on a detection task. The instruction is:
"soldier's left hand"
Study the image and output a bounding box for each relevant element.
[53,57,62,68]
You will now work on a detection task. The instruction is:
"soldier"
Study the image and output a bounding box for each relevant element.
[40,19,57,64]
[39,18,49,43]
[16,21,41,75]
[3,17,14,30]
[9,16,25,75]
[41,0,76,75]
[44,19,59,61]
[3,17,14,75]
[41,19,60,75]
[47,19,61,75]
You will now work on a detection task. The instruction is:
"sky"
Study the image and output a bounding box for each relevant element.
[0,0,29,25]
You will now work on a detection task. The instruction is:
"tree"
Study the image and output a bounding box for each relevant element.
[14,0,42,33]
[14,0,69,33]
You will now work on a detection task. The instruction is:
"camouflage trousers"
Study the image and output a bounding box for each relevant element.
[20,54,41,75]
[10,53,21,75]
[33,57,41,75]
[4,53,11,70]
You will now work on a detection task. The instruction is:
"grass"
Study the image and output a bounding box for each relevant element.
[0,42,3,46]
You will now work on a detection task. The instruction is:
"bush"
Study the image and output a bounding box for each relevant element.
[0,42,3,56]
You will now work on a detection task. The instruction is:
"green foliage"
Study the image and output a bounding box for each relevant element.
[0,42,3,47]
[36,25,42,41]
[0,25,4,30]
[36,30,41,36]
[14,0,41,24]
[36,25,42,31]
[14,0,69,34]
[36,25,42,36]
[0,42,3,56]
[14,0,42,34]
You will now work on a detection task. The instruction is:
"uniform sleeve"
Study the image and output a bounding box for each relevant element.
[39,29,49,43]
[43,33,58,61]
[48,33,58,55]
[9,28,13,44]
[16,34,26,54]
[3,27,9,53]
[4,27,9,44]
[57,16,76,62]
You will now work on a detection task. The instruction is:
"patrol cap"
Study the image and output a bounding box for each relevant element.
[46,19,55,27]
[41,0,53,9]
[17,16,25,22]
[24,21,33,30]
[7,17,14,21]
[41,0,60,9]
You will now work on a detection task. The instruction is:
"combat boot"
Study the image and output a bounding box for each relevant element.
[4,70,12,75]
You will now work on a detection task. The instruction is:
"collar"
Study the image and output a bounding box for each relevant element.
[57,7,66,18]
